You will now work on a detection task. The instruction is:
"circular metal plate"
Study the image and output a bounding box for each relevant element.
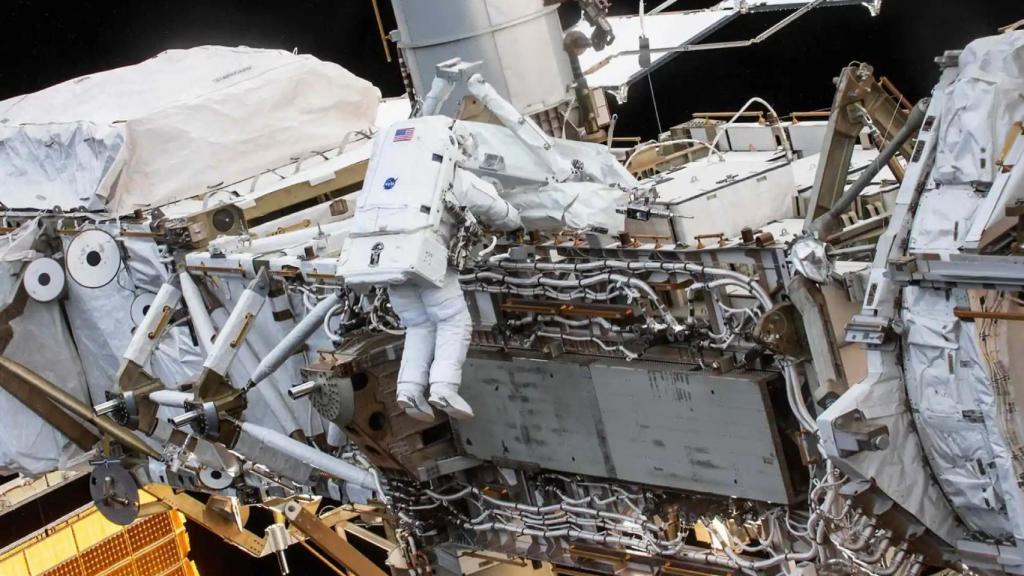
[89,462,140,526]
[66,229,122,289]
[199,467,234,490]
[311,378,354,427]
[23,257,66,302]
[130,292,157,326]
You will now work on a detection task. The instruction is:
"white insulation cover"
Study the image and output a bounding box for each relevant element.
[903,287,1022,540]
[0,46,381,214]
[0,222,92,475]
[933,31,1024,186]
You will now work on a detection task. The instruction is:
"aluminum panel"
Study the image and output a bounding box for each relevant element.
[455,354,794,503]
[456,356,611,478]
[591,364,791,503]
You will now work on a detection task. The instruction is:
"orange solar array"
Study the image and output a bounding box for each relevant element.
[35,511,198,576]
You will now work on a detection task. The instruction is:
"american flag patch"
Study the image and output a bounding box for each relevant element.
[393,127,415,142]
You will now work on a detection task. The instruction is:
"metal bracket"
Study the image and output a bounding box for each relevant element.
[89,461,141,526]
[831,409,890,457]
[284,500,388,576]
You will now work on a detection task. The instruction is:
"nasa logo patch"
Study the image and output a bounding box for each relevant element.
[383,177,397,190]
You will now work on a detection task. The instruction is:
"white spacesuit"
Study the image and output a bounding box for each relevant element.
[338,115,521,421]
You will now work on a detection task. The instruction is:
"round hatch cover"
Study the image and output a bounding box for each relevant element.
[66,229,122,289]
[23,257,66,302]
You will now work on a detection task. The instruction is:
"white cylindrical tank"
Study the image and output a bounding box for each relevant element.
[391,0,573,117]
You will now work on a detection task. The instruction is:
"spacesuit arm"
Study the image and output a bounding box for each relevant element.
[466,74,575,182]
[457,171,522,232]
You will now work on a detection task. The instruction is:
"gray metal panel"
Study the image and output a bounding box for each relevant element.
[590,365,790,503]
[456,357,610,478]
[390,0,571,116]
[456,354,793,503]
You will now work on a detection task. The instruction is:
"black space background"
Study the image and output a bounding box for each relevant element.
[2,1,1021,140]
[0,1,1021,575]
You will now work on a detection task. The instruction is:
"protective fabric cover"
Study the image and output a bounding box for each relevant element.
[0,123,123,211]
[908,183,984,255]
[0,222,92,475]
[817,359,964,545]
[60,224,201,403]
[902,287,1019,539]
[503,181,627,233]
[933,31,1024,186]
[0,46,380,214]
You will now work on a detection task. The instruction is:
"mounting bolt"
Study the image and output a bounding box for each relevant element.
[871,434,890,451]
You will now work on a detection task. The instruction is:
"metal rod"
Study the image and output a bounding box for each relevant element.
[954,308,1024,322]
[624,0,827,56]
[810,99,928,237]
[370,0,393,63]
[169,409,202,428]
[93,398,122,417]
[0,356,161,459]
[288,381,321,400]
[648,0,680,15]
[298,541,348,576]
[285,501,388,576]
[0,362,99,450]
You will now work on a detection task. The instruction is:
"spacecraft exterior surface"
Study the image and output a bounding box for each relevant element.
[3,2,1024,576]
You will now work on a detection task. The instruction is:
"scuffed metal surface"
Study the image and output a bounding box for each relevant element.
[456,355,793,503]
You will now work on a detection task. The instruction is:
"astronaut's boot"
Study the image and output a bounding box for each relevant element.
[396,382,434,422]
[428,382,474,420]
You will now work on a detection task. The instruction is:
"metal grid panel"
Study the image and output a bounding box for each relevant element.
[77,533,131,575]
[37,511,194,576]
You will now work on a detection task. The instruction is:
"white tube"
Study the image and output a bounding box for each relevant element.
[248,292,341,387]
[148,389,192,408]
[204,270,268,376]
[706,96,793,160]
[240,422,376,490]
[209,219,352,256]
[786,363,819,433]
[208,307,304,436]
[123,280,181,367]
[624,138,726,169]
[488,260,774,309]
[180,272,217,354]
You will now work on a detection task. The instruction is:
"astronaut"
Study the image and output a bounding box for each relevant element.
[338,114,521,421]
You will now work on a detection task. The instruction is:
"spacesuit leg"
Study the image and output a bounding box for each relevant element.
[388,284,436,422]
[422,270,475,420]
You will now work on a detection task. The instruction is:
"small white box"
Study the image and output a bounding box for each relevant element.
[338,228,449,289]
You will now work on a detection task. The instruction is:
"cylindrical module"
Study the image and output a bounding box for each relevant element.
[239,422,377,490]
[203,270,269,377]
[249,292,341,387]
[390,0,572,116]
[180,272,217,354]
[148,389,192,409]
[123,280,182,367]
